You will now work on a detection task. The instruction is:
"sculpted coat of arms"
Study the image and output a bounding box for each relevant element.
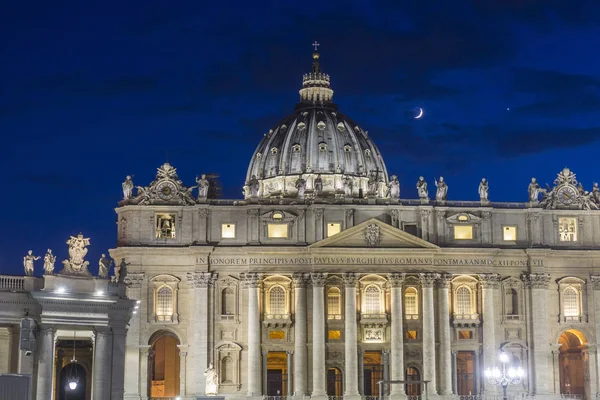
[364,223,381,247]
[61,233,91,276]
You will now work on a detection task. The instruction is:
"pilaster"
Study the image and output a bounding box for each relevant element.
[388,273,406,398]
[36,326,55,400]
[311,272,327,400]
[479,273,500,394]
[242,272,263,397]
[437,274,453,395]
[124,272,144,399]
[419,273,438,395]
[292,273,309,398]
[343,272,361,400]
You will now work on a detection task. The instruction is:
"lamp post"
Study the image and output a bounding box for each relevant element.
[484,352,524,400]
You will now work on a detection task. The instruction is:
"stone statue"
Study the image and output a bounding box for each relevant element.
[295,175,306,199]
[43,249,56,275]
[196,174,210,200]
[122,175,134,200]
[248,175,259,198]
[416,176,428,200]
[114,258,130,283]
[434,176,448,201]
[343,175,353,197]
[528,178,542,202]
[314,174,323,196]
[367,171,378,195]
[388,175,400,199]
[478,178,489,202]
[592,182,600,204]
[204,362,219,395]
[23,250,40,276]
[98,254,113,279]
[61,233,91,275]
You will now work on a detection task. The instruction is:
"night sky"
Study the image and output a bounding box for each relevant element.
[2,1,600,276]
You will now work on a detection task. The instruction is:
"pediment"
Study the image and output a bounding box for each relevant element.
[310,218,439,249]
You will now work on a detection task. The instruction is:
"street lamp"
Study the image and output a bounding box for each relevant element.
[484,352,524,400]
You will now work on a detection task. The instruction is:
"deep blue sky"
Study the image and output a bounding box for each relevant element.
[2,1,600,275]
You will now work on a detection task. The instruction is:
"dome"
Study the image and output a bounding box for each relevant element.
[244,47,388,200]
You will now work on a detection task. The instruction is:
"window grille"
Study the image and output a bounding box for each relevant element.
[222,288,235,315]
[405,287,418,316]
[364,286,381,314]
[328,288,341,315]
[563,287,579,317]
[156,286,173,321]
[269,286,286,314]
[456,286,472,315]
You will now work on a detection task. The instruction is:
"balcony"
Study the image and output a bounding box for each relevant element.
[563,315,582,323]
[405,313,419,320]
[328,313,343,320]
[360,313,388,327]
[221,314,236,321]
[452,313,480,327]
[263,313,292,327]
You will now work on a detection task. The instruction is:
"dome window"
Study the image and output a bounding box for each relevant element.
[271,147,278,155]
[297,122,306,131]
[256,152,262,159]
[364,149,371,157]
[344,144,352,153]
[337,122,346,132]
[354,126,360,132]
[292,144,301,153]
[302,112,309,117]
[317,121,326,130]
[319,142,328,152]
[272,211,284,220]
[281,125,287,132]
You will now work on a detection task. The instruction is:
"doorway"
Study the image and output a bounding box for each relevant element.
[558,329,587,396]
[327,367,343,396]
[150,333,180,398]
[405,366,421,396]
[456,351,476,395]
[363,352,383,396]
[266,351,288,396]
[58,363,86,400]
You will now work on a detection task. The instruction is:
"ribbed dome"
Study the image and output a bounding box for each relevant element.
[244,46,388,200]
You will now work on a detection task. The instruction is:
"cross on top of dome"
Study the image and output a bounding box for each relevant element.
[300,42,333,103]
[312,41,320,51]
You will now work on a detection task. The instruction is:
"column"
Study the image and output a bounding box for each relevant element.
[36,326,55,400]
[387,273,406,398]
[358,349,364,396]
[382,350,390,395]
[419,273,438,395]
[187,271,215,396]
[123,273,144,399]
[343,273,360,400]
[263,351,268,395]
[522,273,552,395]
[591,275,600,394]
[474,350,481,395]
[139,345,151,399]
[311,272,327,400]
[293,273,309,398]
[178,345,188,398]
[93,327,114,400]
[287,350,294,396]
[479,273,500,394]
[437,274,453,395]
[111,326,129,400]
[243,272,263,397]
[451,351,458,395]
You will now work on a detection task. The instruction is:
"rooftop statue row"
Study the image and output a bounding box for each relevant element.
[24,234,130,282]
[120,163,600,210]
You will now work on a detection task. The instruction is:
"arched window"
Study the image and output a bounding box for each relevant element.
[221,288,235,315]
[269,286,286,315]
[456,286,472,315]
[328,287,341,318]
[156,286,174,321]
[364,286,381,314]
[405,287,418,317]
[563,287,579,317]
[221,356,233,383]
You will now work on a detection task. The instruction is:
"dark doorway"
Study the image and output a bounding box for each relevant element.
[456,351,476,395]
[327,367,343,396]
[266,351,288,396]
[58,363,86,400]
[363,352,383,396]
[405,367,421,396]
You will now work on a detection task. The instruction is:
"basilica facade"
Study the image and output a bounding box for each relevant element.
[111,49,600,400]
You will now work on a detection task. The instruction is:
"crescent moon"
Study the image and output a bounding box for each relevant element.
[415,107,423,119]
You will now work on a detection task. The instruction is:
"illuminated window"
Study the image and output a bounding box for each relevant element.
[503,226,517,241]
[405,330,418,340]
[328,330,341,340]
[327,287,341,318]
[156,214,176,239]
[454,225,473,240]
[458,214,469,221]
[272,211,284,220]
[156,286,173,322]
[221,223,236,239]
[221,288,235,315]
[269,286,286,315]
[319,142,328,152]
[559,218,577,242]
[455,286,472,315]
[404,287,418,317]
[267,224,288,238]
[563,287,579,317]
[458,330,473,340]
[364,285,381,314]
[292,144,301,153]
[269,331,285,339]
[344,144,352,152]
[327,222,341,237]
[271,147,278,154]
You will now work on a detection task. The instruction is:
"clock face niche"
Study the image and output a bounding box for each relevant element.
[156,181,177,200]
[557,185,578,205]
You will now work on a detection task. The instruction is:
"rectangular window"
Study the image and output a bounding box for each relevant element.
[269,331,285,340]
[454,225,473,240]
[403,223,418,236]
[405,330,418,340]
[503,226,517,241]
[267,223,288,238]
[328,330,341,340]
[458,330,473,340]
[221,223,236,239]
[559,218,577,242]
[327,222,342,237]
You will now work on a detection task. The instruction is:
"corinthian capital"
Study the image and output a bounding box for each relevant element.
[521,273,551,289]
[342,272,359,287]
[187,272,217,288]
[437,273,452,288]
[292,272,310,287]
[124,272,145,288]
[419,273,439,288]
[310,272,328,287]
[591,275,600,290]
[240,272,263,288]
[387,273,405,287]
[479,273,501,289]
